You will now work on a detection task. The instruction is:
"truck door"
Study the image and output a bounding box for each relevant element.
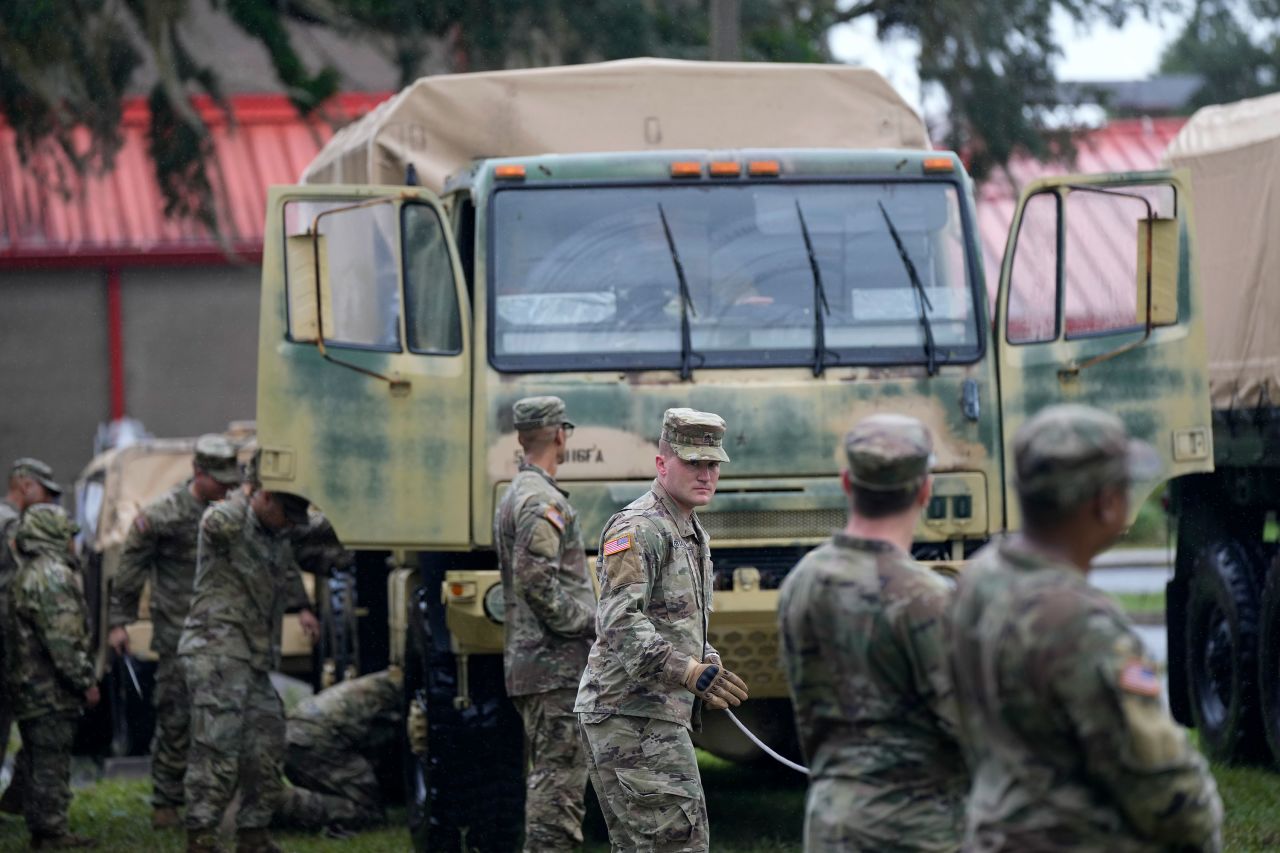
[994,172,1213,530]
[255,186,472,549]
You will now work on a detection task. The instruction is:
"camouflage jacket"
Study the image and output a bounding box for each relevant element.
[288,669,402,756]
[108,481,207,656]
[494,463,596,696]
[574,479,717,729]
[778,534,966,841]
[6,530,95,719]
[947,537,1222,853]
[177,497,307,671]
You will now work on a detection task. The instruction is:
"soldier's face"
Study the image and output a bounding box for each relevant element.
[17,479,57,511]
[192,469,233,503]
[656,454,720,513]
[251,490,292,532]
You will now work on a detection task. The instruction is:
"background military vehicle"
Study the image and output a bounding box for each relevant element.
[1163,92,1280,768]
[256,58,1213,849]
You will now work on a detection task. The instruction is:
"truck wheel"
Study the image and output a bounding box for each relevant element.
[403,583,524,852]
[1256,554,1280,766]
[1184,539,1267,763]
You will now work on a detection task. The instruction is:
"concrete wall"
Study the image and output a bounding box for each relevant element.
[0,271,110,489]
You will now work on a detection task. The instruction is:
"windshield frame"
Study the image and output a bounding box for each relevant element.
[485,176,988,374]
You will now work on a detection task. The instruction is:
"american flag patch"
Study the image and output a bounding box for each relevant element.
[544,506,565,532]
[1118,659,1161,697]
[603,535,632,556]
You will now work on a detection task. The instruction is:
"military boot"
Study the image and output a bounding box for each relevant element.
[28,834,96,849]
[152,807,182,830]
[186,830,224,853]
[234,828,283,853]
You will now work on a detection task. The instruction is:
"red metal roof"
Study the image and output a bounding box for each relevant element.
[0,92,389,268]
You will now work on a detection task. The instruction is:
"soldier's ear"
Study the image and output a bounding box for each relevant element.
[840,469,854,498]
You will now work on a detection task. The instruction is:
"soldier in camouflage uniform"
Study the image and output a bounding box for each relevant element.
[5,504,99,849]
[494,396,597,852]
[947,404,1223,852]
[778,414,966,852]
[0,458,64,817]
[576,408,749,853]
[106,435,241,830]
[274,668,402,833]
[178,486,314,853]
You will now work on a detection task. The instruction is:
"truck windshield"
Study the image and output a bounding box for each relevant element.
[489,181,980,372]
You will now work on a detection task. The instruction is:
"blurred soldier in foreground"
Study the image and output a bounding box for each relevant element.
[106,435,240,829]
[5,504,99,849]
[178,485,316,853]
[779,414,966,852]
[495,396,597,852]
[576,408,748,853]
[947,404,1223,852]
[274,669,402,835]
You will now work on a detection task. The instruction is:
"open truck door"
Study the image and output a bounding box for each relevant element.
[255,186,472,549]
[994,171,1214,530]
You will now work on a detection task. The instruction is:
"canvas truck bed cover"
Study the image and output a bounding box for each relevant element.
[1166,91,1280,411]
[300,57,930,190]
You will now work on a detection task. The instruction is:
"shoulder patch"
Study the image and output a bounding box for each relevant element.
[1118,658,1161,697]
[544,505,566,532]
[603,534,632,556]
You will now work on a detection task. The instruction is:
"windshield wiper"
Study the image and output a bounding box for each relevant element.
[795,201,836,377]
[657,204,702,380]
[877,201,938,376]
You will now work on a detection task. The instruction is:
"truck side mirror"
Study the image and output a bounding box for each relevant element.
[286,233,333,343]
[1137,217,1179,327]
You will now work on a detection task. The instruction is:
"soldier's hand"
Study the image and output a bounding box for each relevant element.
[84,685,101,709]
[298,608,321,644]
[682,658,748,710]
[107,626,130,655]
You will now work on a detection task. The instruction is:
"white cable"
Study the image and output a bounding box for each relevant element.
[724,709,810,775]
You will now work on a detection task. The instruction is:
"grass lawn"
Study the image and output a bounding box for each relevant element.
[1,750,1275,852]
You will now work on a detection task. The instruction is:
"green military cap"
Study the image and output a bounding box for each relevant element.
[844,414,933,491]
[661,408,730,463]
[513,396,574,432]
[1014,404,1161,506]
[16,503,78,553]
[194,434,241,485]
[10,457,62,497]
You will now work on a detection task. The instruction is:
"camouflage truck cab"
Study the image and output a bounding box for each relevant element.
[255,59,1213,850]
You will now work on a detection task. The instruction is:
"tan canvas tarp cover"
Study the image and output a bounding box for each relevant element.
[301,57,929,190]
[78,439,197,554]
[1166,91,1280,410]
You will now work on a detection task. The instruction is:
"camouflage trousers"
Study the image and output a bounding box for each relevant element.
[16,713,78,840]
[579,713,708,853]
[182,655,285,832]
[513,687,588,853]
[804,775,964,853]
[150,654,191,808]
[273,725,384,830]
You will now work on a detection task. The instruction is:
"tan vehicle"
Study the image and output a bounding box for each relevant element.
[258,59,1213,849]
[73,426,327,756]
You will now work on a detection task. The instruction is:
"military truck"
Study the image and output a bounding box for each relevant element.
[256,58,1213,849]
[1162,92,1280,768]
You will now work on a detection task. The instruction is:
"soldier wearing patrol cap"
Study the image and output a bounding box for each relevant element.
[494,396,596,853]
[106,434,243,830]
[576,407,748,853]
[779,413,966,852]
[946,404,1223,852]
[0,458,63,815]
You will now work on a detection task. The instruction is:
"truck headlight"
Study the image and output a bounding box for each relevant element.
[483,583,506,624]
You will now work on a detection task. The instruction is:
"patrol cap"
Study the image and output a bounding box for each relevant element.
[844,414,933,491]
[275,492,311,525]
[1014,404,1162,507]
[513,396,573,432]
[661,408,730,463]
[10,457,62,497]
[192,435,240,485]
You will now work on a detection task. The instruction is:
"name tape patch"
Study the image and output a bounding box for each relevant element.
[603,534,632,556]
[544,506,565,532]
[1118,659,1161,697]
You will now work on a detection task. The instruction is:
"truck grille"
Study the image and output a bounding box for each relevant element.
[698,508,843,542]
[707,627,785,690]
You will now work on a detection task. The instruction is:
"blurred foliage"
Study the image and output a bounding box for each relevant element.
[1,0,1170,228]
[1160,0,1280,110]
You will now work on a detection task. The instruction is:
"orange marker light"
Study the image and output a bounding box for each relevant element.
[747,160,781,177]
[709,161,741,177]
[670,161,702,178]
[922,157,955,173]
[495,164,526,180]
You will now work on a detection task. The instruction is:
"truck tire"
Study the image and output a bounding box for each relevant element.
[1184,539,1267,763]
[404,582,524,852]
[1256,554,1280,767]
